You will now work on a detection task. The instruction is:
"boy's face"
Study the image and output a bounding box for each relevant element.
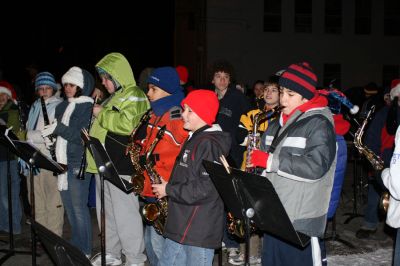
[279,87,308,115]
[147,84,171,102]
[264,84,279,107]
[212,71,230,91]
[100,74,116,94]
[182,104,207,132]
[37,85,54,100]
[253,83,264,98]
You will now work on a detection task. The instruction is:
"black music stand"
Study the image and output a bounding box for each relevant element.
[33,221,92,266]
[8,137,66,266]
[0,126,32,264]
[203,161,310,266]
[82,132,133,266]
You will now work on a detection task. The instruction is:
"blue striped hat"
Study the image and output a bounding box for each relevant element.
[35,71,58,91]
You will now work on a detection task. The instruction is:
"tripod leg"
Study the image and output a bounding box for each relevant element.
[100,173,106,266]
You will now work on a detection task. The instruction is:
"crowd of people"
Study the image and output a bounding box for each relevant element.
[0,53,399,266]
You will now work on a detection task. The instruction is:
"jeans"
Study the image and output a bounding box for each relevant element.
[0,160,22,234]
[158,238,214,266]
[145,225,165,266]
[363,172,385,229]
[394,229,400,266]
[60,167,92,255]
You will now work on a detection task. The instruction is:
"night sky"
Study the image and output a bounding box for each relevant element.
[1,3,175,98]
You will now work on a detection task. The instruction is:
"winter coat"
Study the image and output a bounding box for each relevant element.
[141,107,188,197]
[164,124,231,249]
[260,103,336,237]
[381,126,400,228]
[0,100,21,161]
[86,53,150,174]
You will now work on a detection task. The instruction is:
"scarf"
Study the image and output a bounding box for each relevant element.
[56,96,93,191]
[150,91,184,116]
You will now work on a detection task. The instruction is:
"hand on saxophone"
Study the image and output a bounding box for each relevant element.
[248,149,269,169]
[152,177,168,199]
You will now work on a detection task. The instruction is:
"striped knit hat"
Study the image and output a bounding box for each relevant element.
[279,62,317,100]
[35,71,58,91]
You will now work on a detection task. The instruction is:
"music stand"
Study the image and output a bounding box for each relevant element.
[203,161,310,266]
[33,221,92,266]
[0,126,31,264]
[7,137,66,266]
[82,131,133,266]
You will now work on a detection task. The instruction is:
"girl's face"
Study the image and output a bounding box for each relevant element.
[63,83,78,98]
[37,86,54,100]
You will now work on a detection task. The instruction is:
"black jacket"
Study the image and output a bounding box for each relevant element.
[164,125,231,249]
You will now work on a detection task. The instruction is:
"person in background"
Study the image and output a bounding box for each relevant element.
[25,72,64,236]
[209,59,251,260]
[176,65,194,95]
[87,52,150,266]
[153,90,231,266]
[0,81,22,236]
[139,67,188,265]
[356,79,400,240]
[41,66,95,257]
[249,62,336,265]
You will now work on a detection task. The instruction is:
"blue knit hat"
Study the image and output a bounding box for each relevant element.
[147,67,183,94]
[35,71,58,91]
[82,69,95,96]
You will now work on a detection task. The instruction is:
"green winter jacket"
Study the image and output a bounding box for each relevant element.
[86,53,150,173]
[0,100,22,161]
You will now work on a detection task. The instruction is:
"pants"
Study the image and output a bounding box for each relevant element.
[262,234,321,266]
[158,238,214,266]
[27,168,64,236]
[60,168,92,255]
[145,225,165,266]
[0,160,22,234]
[95,174,146,265]
[394,229,400,266]
[363,171,385,229]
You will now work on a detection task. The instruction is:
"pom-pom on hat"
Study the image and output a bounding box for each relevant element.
[147,67,183,95]
[176,65,189,84]
[181,90,219,126]
[35,72,58,91]
[0,81,17,102]
[278,62,317,100]
[62,66,84,89]
[390,79,400,100]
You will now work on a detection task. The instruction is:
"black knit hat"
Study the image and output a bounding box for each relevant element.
[279,62,317,100]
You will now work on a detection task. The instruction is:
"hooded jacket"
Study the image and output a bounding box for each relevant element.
[164,124,231,249]
[0,100,20,161]
[260,96,336,237]
[86,53,150,174]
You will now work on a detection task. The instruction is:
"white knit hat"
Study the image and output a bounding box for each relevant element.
[62,66,84,89]
[390,79,400,100]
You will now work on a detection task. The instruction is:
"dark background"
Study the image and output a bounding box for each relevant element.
[0,3,175,99]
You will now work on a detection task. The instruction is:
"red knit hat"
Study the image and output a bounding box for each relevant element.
[390,79,400,100]
[176,65,189,84]
[279,62,317,100]
[181,90,219,126]
[0,81,17,102]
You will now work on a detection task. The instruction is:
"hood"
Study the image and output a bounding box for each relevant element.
[203,124,232,156]
[95,52,136,89]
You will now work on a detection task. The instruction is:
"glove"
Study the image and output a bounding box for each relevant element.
[41,119,58,138]
[44,137,56,149]
[57,174,68,191]
[250,149,269,168]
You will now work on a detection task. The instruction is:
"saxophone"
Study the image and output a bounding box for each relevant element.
[126,109,152,195]
[353,106,389,212]
[142,125,167,235]
[227,105,281,238]
[353,105,384,171]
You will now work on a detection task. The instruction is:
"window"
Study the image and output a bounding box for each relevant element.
[325,0,342,34]
[323,64,341,87]
[384,0,400,36]
[264,0,282,32]
[382,65,400,88]
[355,0,371,34]
[295,0,312,33]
